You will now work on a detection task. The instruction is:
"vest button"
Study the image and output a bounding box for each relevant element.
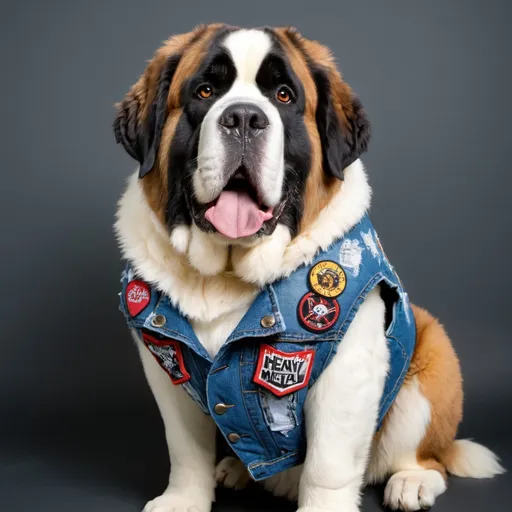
[214,403,233,415]
[151,314,166,328]
[227,433,241,444]
[260,315,276,328]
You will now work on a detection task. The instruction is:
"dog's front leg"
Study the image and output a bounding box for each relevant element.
[298,288,389,512]
[134,332,217,512]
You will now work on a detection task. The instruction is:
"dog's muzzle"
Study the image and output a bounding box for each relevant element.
[204,102,274,239]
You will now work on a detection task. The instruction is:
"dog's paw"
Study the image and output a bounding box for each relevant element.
[143,492,208,512]
[383,470,447,511]
[262,465,301,501]
[215,456,250,490]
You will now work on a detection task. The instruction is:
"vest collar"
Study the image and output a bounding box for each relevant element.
[136,228,360,362]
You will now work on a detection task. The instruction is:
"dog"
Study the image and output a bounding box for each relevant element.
[113,24,504,512]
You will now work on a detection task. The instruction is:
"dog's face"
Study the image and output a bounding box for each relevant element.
[114,24,370,244]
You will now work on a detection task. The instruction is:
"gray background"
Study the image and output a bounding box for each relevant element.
[1,0,510,510]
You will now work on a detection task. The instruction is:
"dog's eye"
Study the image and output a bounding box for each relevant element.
[197,84,213,99]
[276,86,292,104]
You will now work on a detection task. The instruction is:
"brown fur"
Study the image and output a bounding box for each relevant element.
[116,24,222,223]
[118,24,365,235]
[275,28,367,232]
[408,304,464,478]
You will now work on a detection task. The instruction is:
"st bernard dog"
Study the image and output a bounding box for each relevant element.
[113,24,504,512]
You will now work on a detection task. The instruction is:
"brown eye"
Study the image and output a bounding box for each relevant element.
[197,85,213,99]
[276,86,291,104]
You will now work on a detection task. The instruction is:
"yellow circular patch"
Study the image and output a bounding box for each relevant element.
[308,260,347,298]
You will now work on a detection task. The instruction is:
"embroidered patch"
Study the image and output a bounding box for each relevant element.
[308,260,347,298]
[126,280,151,317]
[254,344,315,397]
[298,292,340,332]
[142,333,190,385]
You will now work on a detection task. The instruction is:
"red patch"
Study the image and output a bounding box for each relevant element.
[126,280,151,317]
[142,333,190,385]
[297,292,340,332]
[254,344,315,397]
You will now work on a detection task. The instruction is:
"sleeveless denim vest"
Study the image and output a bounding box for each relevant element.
[119,215,416,481]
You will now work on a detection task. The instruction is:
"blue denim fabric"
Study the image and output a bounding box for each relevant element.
[119,215,416,481]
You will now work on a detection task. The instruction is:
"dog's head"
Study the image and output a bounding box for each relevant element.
[114,24,370,246]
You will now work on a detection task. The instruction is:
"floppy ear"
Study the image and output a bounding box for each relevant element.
[113,53,182,178]
[313,67,371,180]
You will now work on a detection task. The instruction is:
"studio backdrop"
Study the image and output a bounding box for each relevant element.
[1,1,510,511]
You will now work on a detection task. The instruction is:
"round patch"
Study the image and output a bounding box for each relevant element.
[298,292,340,332]
[308,260,347,298]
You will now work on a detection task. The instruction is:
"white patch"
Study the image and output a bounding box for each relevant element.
[383,469,446,511]
[361,229,380,261]
[443,439,505,479]
[194,29,284,211]
[231,223,291,286]
[339,238,364,276]
[366,378,432,484]
[170,225,191,255]
[187,224,229,276]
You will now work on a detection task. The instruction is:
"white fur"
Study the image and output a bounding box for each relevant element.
[134,329,217,512]
[366,377,432,483]
[194,29,284,210]
[443,439,505,478]
[297,287,389,512]
[116,160,371,317]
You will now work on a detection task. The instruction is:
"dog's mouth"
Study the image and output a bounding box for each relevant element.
[204,169,274,239]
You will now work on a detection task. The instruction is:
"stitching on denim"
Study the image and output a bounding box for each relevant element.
[378,335,410,419]
[248,450,299,469]
[238,352,274,458]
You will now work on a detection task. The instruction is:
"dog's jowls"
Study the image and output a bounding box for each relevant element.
[113,24,504,512]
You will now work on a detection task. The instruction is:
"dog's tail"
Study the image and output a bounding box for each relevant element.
[441,439,505,478]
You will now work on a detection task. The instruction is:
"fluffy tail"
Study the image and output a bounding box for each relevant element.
[442,439,505,478]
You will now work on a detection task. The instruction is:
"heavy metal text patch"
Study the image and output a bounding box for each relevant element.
[254,344,315,396]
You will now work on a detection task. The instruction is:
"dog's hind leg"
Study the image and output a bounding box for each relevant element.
[368,305,504,511]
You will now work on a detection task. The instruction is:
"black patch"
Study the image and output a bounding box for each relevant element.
[113,54,183,177]
[313,67,371,178]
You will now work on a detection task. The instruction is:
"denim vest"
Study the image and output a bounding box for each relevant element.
[119,215,415,481]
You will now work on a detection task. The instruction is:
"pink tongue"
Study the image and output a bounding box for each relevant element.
[205,190,273,239]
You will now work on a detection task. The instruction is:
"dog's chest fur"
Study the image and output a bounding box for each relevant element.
[115,160,371,358]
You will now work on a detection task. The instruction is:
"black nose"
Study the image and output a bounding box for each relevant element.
[218,103,269,134]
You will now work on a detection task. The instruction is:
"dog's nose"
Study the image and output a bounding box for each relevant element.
[218,103,269,135]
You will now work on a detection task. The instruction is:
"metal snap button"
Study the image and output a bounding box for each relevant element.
[260,315,276,328]
[214,403,233,415]
[151,314,166,328]
[228,433,241,443]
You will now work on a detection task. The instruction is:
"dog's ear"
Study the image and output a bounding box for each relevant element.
[313,66,371,180]
[113,52,182,178]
